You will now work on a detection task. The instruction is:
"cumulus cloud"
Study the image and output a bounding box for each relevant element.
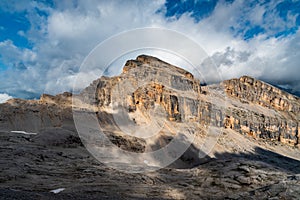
[0,93,13,103]
[0,0,299,98]
[0,0,168,97]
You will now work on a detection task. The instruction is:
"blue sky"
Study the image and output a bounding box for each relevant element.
[0,11,31,49]
[0,0,300,102]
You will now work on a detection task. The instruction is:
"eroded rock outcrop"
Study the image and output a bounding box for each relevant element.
[223,76,300,146]
[0,55,299,150]
[224,76,300,114]
[0,93,73,132]
[89,56,299,147]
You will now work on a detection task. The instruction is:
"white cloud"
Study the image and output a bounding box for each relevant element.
[0,0,300,98]
[0,93,13,103]
[0,40,36,67]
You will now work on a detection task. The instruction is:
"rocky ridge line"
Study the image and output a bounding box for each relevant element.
[0,55,299,148]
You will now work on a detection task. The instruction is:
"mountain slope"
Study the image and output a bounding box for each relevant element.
[0,55,299,199]
[78,54,300,149]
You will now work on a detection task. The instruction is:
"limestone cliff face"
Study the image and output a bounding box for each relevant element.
[79,55,299,147]
[221,76,299,146]
[223,76,300,114]
[80,55,201,122]
[0,55,299,148]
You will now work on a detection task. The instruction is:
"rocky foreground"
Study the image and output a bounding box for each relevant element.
[0,55,299,199]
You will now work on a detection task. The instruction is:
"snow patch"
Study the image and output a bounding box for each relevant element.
[50,188,65,194]
[11,131,37,135]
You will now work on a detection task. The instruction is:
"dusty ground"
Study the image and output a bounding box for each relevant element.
[0,127,299,200]
[0,55,299,199]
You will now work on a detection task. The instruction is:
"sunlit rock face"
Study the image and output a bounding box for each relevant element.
[223,76,300,146]
[224,76,300,113]
[0,55,299,149]
[80,55,300,148]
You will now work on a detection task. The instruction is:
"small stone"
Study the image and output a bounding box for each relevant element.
[235,176,252,185]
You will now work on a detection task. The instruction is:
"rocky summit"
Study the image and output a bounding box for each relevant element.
[0,55,299,199]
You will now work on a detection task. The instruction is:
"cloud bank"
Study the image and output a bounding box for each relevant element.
[0,0,299,98]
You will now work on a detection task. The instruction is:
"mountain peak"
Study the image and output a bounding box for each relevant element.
[122,54,194,80]
[1,55,299,149]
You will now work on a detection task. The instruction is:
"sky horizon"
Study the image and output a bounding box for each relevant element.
[0,0,300,102]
